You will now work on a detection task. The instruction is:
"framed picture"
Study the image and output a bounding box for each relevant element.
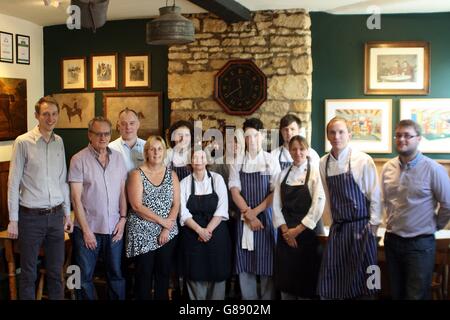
[400,99,450,153]
[0,77,27,140]
[103,92,162,140]
[91,53,118,90]
[364,41,430,95]
[325,99,392,153]
[16,34,30,65]
[0,31,13,63]
[61,57,87,91]
[123,54,150,88]
[50,92,95,129]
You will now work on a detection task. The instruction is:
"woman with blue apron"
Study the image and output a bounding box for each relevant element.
[229,118,280,300]
[272,136,325,299]
[179,150,231,300]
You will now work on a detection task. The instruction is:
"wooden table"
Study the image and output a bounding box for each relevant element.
[0,230,71,300]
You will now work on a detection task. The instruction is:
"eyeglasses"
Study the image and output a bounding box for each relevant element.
[89,130,111,138]
[394,134,418,140]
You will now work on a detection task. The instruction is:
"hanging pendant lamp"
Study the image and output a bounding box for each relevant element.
[146,0,195,45]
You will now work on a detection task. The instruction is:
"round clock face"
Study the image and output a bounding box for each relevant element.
[214,60,267,115]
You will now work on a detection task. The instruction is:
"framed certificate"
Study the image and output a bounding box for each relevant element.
[16,34,30,65]
[0,31,13,63]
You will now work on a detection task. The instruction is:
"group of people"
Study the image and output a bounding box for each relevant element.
[6,96,450,301]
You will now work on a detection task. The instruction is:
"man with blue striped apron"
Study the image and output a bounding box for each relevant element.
[318,117,382,299]
[229,118,281,300]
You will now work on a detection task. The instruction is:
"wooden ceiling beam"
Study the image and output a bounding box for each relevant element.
[187,0,251,22]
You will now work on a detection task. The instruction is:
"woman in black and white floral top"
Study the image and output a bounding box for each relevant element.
[126,135,180,300]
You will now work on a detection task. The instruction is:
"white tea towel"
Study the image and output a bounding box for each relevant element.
[241,215,254,251]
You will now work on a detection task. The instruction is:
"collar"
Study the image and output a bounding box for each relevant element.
[88,143,112,158]
[292,160,308,172]
[193,170,210,183]
[32,126,56,143]
[330,145,350,162]
[120,136,143,149]
[398,152,422,170]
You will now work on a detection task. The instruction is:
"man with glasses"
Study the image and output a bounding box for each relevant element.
[68,117,128,299]
[7,96,73,300]
[381,119,450,300]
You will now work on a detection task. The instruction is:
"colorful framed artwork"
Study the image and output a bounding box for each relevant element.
[51,92,95,129]
[325,99,392,153]
[0,77,27,140]
[91,53,118,90]
[364,41,430,95]
[103,92,162,140]
[123,54,150,89]
[16,34,30,65]
[61,57,87,91]
[0,31,13,63]
[400,99,450,153]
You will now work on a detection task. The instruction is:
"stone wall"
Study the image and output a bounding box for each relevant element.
[168,9,312,143]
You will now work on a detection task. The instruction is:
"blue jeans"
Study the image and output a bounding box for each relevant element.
[73,227,125,300]
[384,232,435,300]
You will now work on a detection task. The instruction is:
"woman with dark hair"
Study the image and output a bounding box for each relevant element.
[166,120,194,181]
[272,135,325,299]
[229,118,281,300]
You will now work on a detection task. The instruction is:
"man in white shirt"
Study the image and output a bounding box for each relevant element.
[271,114,320,170]
[109,108,145,172]
[317,117,381,300]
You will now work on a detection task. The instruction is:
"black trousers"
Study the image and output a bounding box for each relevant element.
[134,236,177,300]
[18,209,65,300]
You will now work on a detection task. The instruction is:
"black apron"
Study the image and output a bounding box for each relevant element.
[181,170,231,282]
[274,160,321,298]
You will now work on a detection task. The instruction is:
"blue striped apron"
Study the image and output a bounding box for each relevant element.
[171,161,191,182]
[317,152,378,299]
[278,147,292,170]
[234,157,277,276]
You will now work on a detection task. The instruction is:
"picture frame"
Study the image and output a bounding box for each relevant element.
[61,57,87,91]
[0,31,13,63]
[364,41,430,95]
[325,99,392,153]
[400,99,450,153]
[103,92,162,140]
[91,53,118,90]
[123,54,150,88]
[50,92,95,129]
[0,77,27,140]
[16,34,30,65]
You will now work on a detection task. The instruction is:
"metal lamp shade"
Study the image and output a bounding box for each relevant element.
[146,6,195,45]
[71,0,109,31]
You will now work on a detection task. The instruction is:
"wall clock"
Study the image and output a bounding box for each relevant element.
[214,59,267,115]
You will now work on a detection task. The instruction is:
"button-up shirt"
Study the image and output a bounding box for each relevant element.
[382,153,450,237]
[8,126,70,220]
[270,145,321,168]
[319,146,382,226]
[68,145,127,234]
[272,161,325,230]
[228,150,281,191]
[108,136,145,172]
[179,171,229,226]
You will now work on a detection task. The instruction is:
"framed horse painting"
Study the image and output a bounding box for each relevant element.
[50,92,95,129]
[103,92,162,141]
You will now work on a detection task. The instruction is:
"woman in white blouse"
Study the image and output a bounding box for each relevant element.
[179,149,231,300]
[272,135,325,299]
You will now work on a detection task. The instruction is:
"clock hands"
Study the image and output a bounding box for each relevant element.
[224,79,242,98]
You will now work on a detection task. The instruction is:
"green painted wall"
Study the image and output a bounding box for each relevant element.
[43,19,168,161]
[310,12,450,159]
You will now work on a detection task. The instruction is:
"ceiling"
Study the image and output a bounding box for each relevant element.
[0,0,449,27]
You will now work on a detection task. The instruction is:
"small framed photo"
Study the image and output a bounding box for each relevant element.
[400,99,450,153]
[103,92,162,140]
[61,57,87,91]
[0,31,14,63]
[91,53,118,90]
[123,54,150,88]
[364,41,430,95]
[16,34,30,65]
[325,99,392,154]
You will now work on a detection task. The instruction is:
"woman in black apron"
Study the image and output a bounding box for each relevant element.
[272,135,325,299]
[179,150,231,300]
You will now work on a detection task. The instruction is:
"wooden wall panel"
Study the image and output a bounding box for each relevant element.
[0,161,9,230]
